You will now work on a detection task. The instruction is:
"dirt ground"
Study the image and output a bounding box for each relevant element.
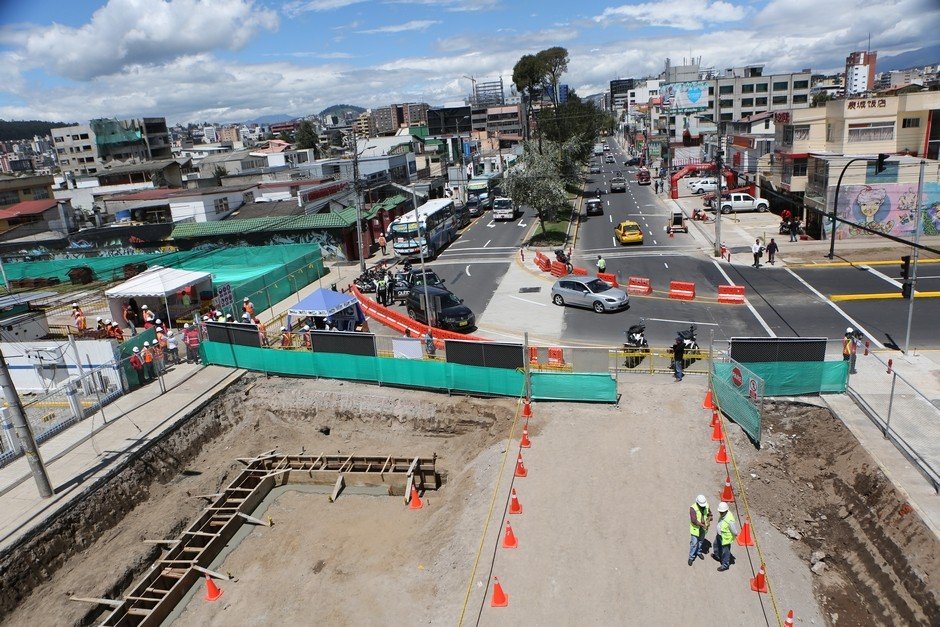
[730,400,940,626]
[3,375,516,626]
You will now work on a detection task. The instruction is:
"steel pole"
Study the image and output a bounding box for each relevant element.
[903,160,926,355]
[0,347,52,497]
[828,157,865,259]
[410,186,432,322]
[351,127,366,273]
[714,150,723,257]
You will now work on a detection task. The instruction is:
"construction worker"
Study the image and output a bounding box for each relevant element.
[141,305,155,328]
[843,327,858,375]
[688,495,712,565]
[376,272,387,306]
[254,317,267,346]
[301,324,312,349]
[122,301,137,336]
[280,326,293,348]
[596,255,607,273]
[141,341,155,381]
[243,297,255,318]
[183,323,201,363]
[166,330,179,364]
[712,501,740,572]
[109,321,123,341]
[95,317,107,337]
[129,346,145,385]
[153,332,166,374]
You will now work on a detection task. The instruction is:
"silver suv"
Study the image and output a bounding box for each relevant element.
[551,276,629,313]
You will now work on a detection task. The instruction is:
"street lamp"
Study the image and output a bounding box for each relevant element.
[827,154,889,259]
[349,128,377,272]
[408,184,433,328]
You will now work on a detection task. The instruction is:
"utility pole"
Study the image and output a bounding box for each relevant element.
[350,126,366,273]
[903,160,926,355]
[713,78,723,258]
[0,348,52,497]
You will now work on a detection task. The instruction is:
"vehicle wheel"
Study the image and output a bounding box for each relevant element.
[694,188,704,194]
[757,204,768,212]
[721,206,732,214]
[407,308,417,320]
[552,294,564,306]
[593,301,605,313]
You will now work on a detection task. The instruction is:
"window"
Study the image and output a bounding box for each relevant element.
[719,99,733,108]
[741,98,754,107]
[79,133,89,140]
[720,113,733,122]
[756,97,768,106]
[792,94,808,104]
[708,86,714,95]
[33,187,50,200]
[719,85,734,95]
[213,197,230,213]
[826,124,833,142]
[773,81,789,91]
[793,158,808,177]
[0,191,20,206]
[902,118,921,128]
[71,134,79,140]
[848,121,894,142]
[756,84,768,93]
[793,80,809,90]
[742,84,754,94]
[773,95,788,105]
[765,119,771,130]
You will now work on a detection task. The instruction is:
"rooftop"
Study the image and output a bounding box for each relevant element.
[104,184,256,202]
[0,199,59,220]
[96,159,183,176]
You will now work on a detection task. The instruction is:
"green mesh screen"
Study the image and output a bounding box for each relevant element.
[729,361,849,396]
[530,372,618,402]
[711,361,763,443]
[118,327,157,387]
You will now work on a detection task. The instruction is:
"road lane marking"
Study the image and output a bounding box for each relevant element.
[861,265,901,288]
[784,268,885,349]
[711,259,776,337]
[829,291,940,301]
[509,295,546,306]
[609,214,613,223]
[486,220,495,228]
[645,317,719,326]
[652,239,657,244]
[664,262,669,268]
[465,265,472,277]
[483,239,491,248]
[612,236,616,247]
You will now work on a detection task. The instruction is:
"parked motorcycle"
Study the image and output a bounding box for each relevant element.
[354,268,380,293]
[677,324,699,368]
[623,323,649,368]
[554,249,573,274]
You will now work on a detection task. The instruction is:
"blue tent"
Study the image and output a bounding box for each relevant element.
[287,288,364,331]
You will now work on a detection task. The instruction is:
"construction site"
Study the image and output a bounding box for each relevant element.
[0,370,937,626]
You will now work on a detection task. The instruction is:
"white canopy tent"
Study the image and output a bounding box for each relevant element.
[105,266,212,330]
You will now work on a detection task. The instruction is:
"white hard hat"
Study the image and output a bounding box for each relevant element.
[105,319,112,325]
[141,304,148,309]
[241,312,251,319]
[846,327,853,334]
[302,325,310,331]
[696,495,708,507]
[155,318,162,324]
[96,317,103,322]
[167,330,174,336]
[202,315,209,321]
[132,346,140,353]
[281,326,287,331]
[184,323,190,329]
[243,297,250,302]
[717,501,729,513]
[143,341,150,347]
[71,303,78,308]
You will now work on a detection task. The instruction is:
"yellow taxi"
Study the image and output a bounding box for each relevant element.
[614,220,644,245]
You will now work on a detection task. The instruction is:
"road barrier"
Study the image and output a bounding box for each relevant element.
[717,285,746,304]
[597,272,619,288]
[571,266,588,276]
[549,261,568,277]
[668,281,696,301]
[534,252,551,271]
[627,276,652,295]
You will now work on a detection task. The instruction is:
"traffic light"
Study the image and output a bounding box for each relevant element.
[900,255,912,299]
[875,153,890,174]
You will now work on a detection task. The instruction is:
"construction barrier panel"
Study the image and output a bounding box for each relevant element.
[668,281,696,301]
[597,272,619,288]
[711,359,763,443]
[572,266,588,276]
[200,341,617,402]
[717,361,848,396]
[549,261,568,277]
[717,285,746,304]
[627,276,652,295]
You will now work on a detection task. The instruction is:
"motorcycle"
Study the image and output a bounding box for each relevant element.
[780,220,804,236]
[354,268,380,293]
[677,324,699,367]
[623,323,649,368]
[554,249,573,274]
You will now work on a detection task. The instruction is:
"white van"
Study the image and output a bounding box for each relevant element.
[492,197,516,221]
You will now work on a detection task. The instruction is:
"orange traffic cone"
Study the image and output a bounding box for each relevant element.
[720,475,734,502]
[204,574,223,601]
[715,441,729,464]
[783,610,795,626]
[509,488,523,515]
[710,408,720,428]
[514,453,528,477]
[750,563,769,593]
[520,423,531,448]
[522,398,532,418]
[702,388,714,409]
[408,484,423,510]
[490,576,508,607]
[737,517,755,546]
[711,420,724,441]
[502,520,518,549]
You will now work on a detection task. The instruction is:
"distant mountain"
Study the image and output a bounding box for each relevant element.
[319,104,365,118]
[877,45,940,73]
[0,119,76,141]
[246,114,295,125]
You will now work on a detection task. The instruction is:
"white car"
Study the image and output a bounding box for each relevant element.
[688,177,720,194]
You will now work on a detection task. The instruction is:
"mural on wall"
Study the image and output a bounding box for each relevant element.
[834,182,940,240]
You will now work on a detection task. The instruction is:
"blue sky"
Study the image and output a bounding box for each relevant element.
[0,0,936,124]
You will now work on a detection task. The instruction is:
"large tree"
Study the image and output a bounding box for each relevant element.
[505,142,569,236]
[536,47,569,105]
[512,54,547,141]
[295,120,318,151]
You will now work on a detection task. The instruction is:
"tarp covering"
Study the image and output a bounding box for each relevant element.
[719,361,848,396]
[105,267,211,298]
[289,288,358,318]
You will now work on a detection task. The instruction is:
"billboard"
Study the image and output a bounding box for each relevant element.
[833,181,940,240]
[660,81,710,113]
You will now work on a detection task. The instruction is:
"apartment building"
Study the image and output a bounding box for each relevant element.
[373,103,430,135]
[0,173,54,210]
[219,126,240,144]
[485,105,524,141]
[52,118,171,179]
[354,111,376,137]
[845,51,877,96]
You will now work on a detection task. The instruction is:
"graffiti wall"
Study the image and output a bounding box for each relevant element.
[834,181,940,240]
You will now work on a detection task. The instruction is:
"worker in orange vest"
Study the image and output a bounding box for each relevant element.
[75,310,87,333]
[254,317,267,346]
[152,335,165,374]
[280,326,293,348]
[301,324,312,349]
[141,341,155,380]
[109,321,123,341]
[243,297,255,317]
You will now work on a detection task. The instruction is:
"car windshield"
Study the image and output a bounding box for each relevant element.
[439,293,462,308]
[621,223,640,232]
[584,279,611,293]
[467,195,479,206]
[413,272,440,285]
[493,198,511,209]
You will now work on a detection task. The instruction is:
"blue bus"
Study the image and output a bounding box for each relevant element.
[388,198,458,259]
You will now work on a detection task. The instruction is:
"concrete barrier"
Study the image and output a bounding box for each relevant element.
[627,276,652,295]
[597,272,619,288]
[668,281,696,301]
[717,285,746,304]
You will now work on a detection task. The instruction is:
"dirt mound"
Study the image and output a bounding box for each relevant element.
[731,401,940,626]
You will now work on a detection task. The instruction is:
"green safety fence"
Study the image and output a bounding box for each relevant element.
[712,361,763,444]
[728,361,849,396]
[118,327,157,388]
[200,341,617,402]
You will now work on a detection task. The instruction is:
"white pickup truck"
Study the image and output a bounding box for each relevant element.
[710,192,769,214]
[492,197,516,221]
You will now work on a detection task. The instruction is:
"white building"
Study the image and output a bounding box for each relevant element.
[845,50,877,96]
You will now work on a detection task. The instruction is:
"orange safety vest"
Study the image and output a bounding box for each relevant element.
[75,314,87,331]
[142,348,153,363]
[281,332,293,347]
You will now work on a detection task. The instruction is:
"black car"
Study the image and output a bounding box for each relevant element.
[624,157,641,166]
[401,268,445,289]
[406,285,475,332]
[466,194,484,217]
[585,198,604,215]
[589,164,601,174]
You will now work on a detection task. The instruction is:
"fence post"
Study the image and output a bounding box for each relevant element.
[884,372,898,439]
[65,382,84,422]
[523,332,531,400]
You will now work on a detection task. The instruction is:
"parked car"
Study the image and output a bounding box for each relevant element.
[688,177,720,194]
[614,220,643,245]
[551,276,629,313]
[406,285,475,332]
[711,192,769,214]
[624,157,641,166]
[585,198,604,215]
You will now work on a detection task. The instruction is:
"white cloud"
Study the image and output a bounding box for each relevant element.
[13,0,278,81]
[283,0,367,16]
[597,0,747,30]
[357,20,440,34]
[385,0,499,11]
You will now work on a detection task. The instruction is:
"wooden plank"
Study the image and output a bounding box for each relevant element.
[329,474,345,503]
[143,539,179,546]
[193,564,235,581]
[69,597,122,608]
[182,530,218,537]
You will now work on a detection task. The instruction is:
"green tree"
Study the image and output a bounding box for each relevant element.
[811,91,833,108]
[513,53,547,141]
[278,130,293,143]
[505,142,569,236]
[536,47,569,105]
[295,120,317,150]
[537,93,615,173]
[212,165,227,184]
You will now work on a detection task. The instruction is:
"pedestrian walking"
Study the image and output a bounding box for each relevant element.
[712,501,740,571]
[596,255,607,273]
[843,327,858,374]
[425,330,436,358]
[384,271,395,306]
[123,301,137,336]
[378,234,387,255]
[751,238,764,268]
[688,495,712,565]
[672,336,685,382]
[789,219,800,242]
[766,238,778,265]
